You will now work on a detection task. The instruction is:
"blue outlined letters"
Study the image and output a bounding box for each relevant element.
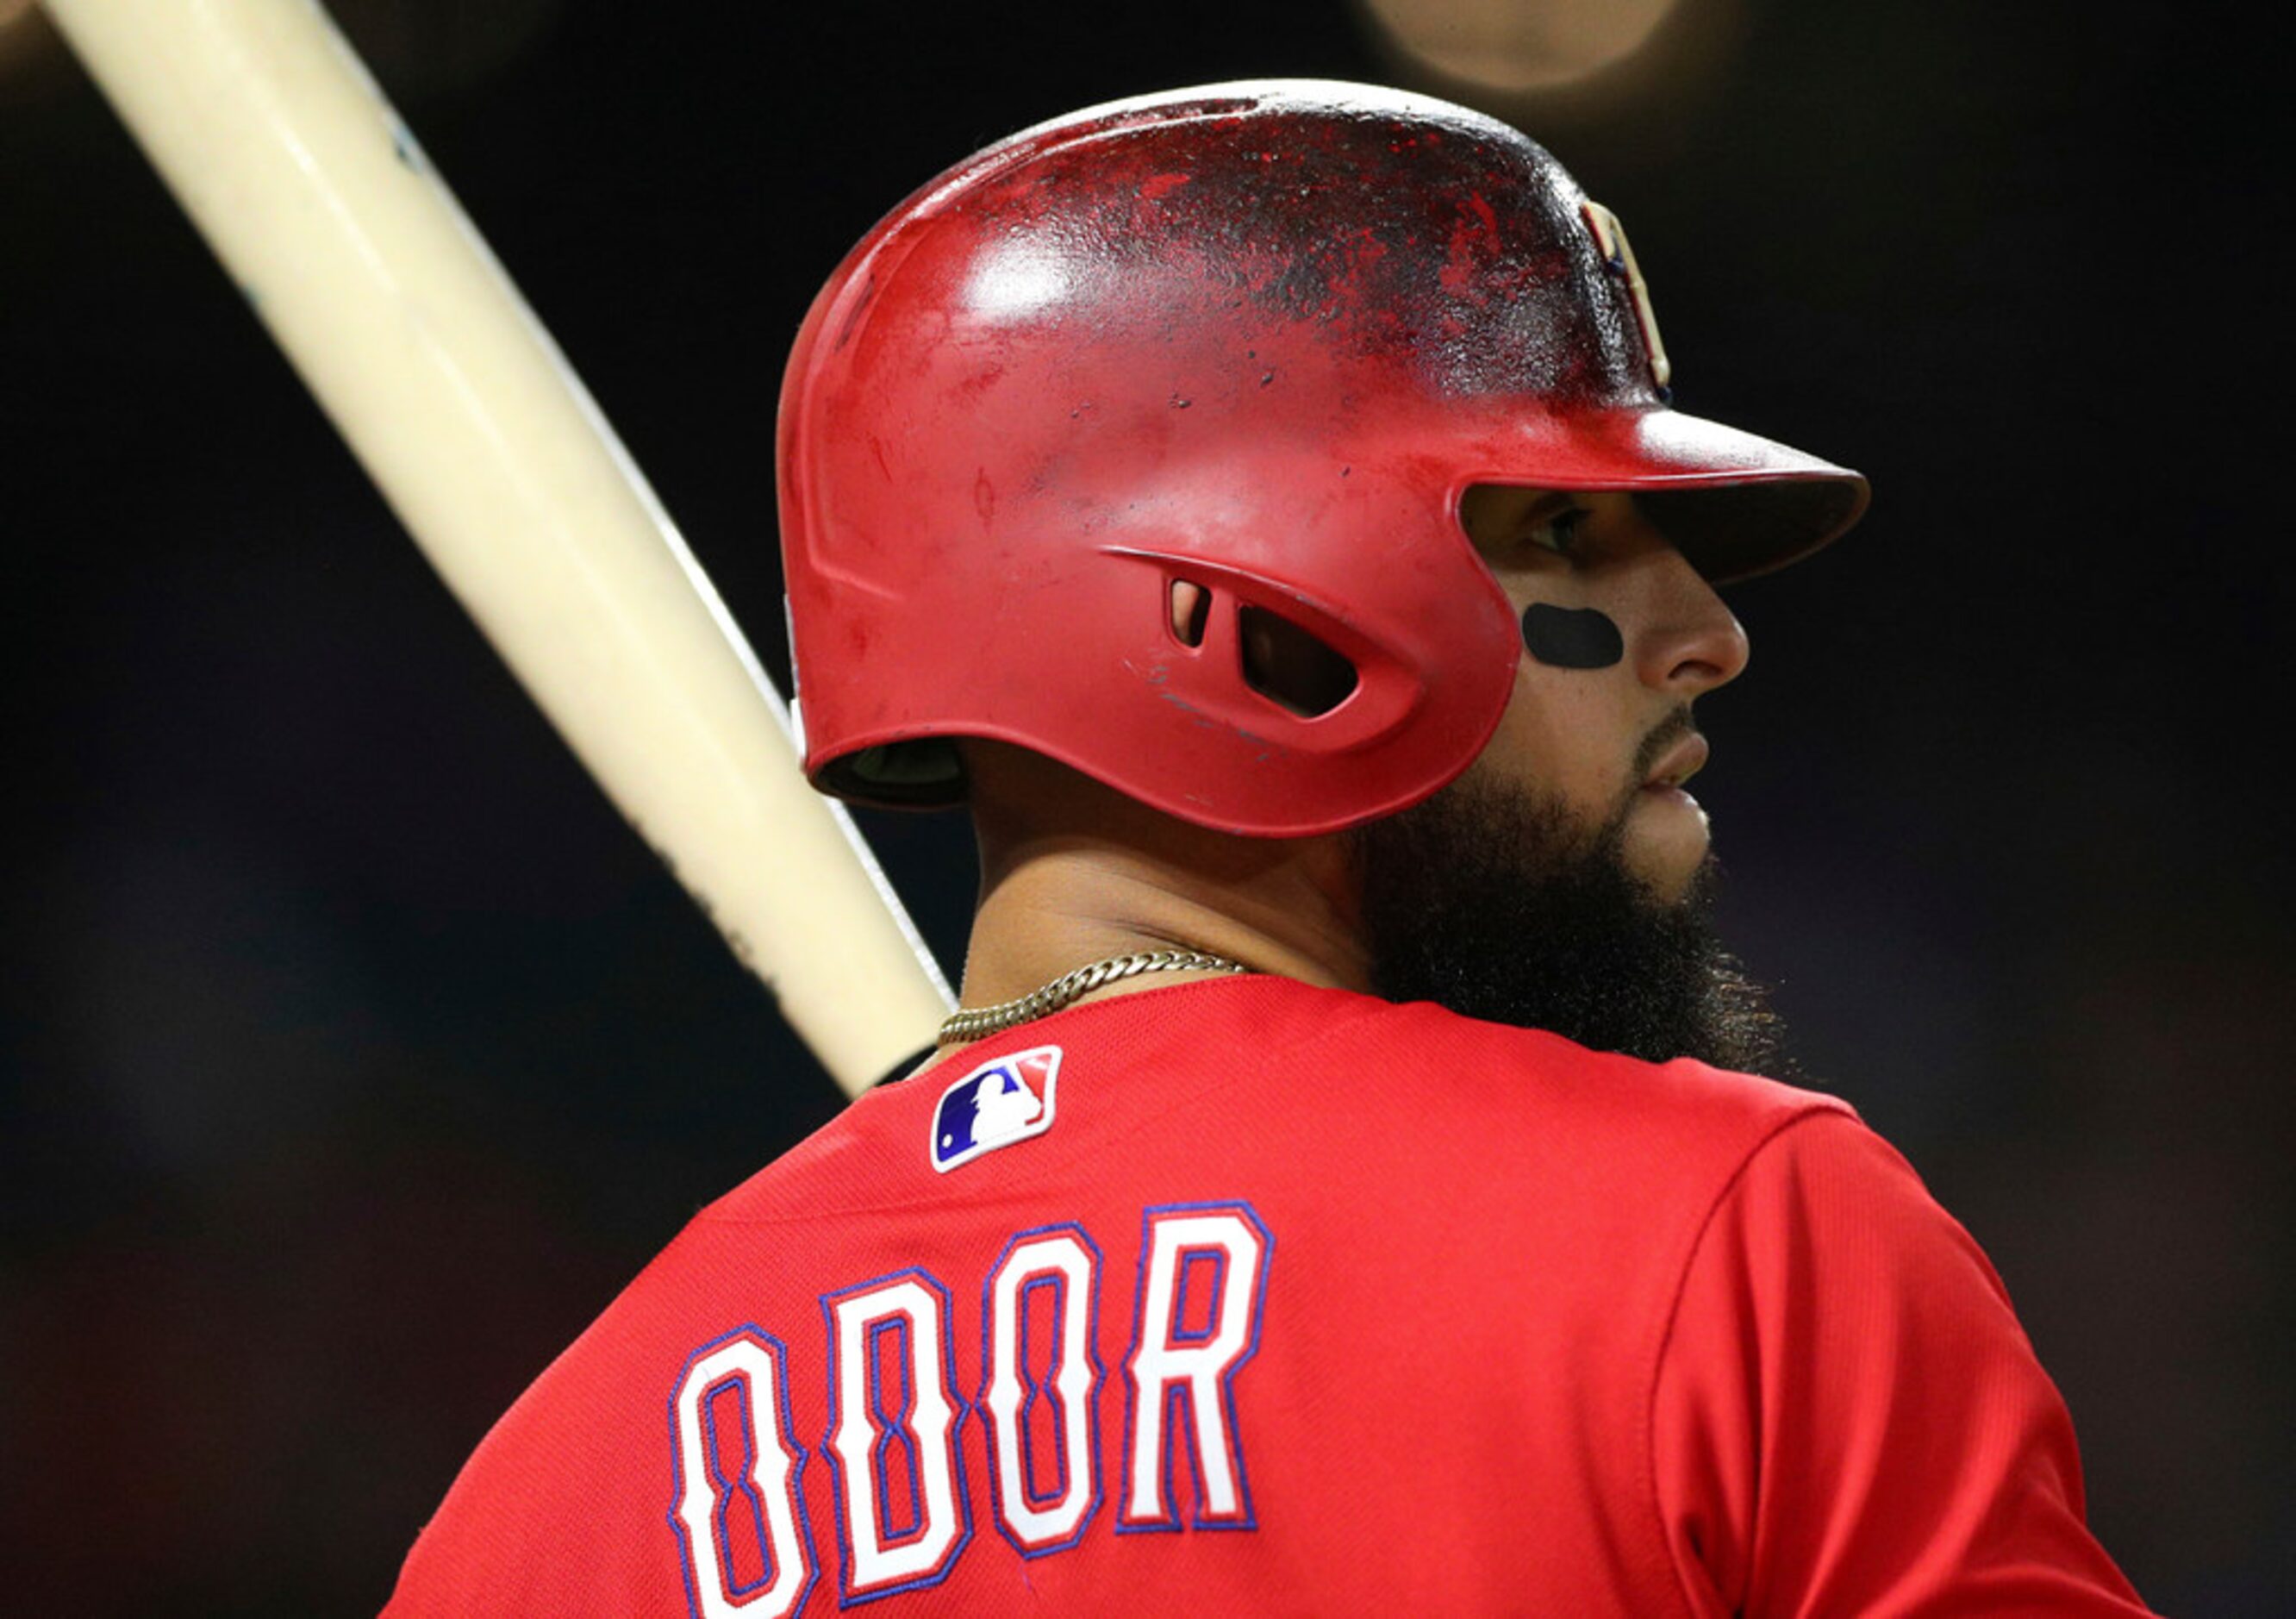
[821,1271,971,1603]
[1119,1203,1273,1531]
[664,1203,1270,1610]
[980,1225,1105,1555]
[668,1328,817,1618]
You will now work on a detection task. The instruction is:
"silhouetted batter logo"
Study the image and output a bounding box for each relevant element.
[930,1046,1062,1173]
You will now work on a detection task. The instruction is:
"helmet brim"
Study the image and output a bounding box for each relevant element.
[1467,404,1871,584]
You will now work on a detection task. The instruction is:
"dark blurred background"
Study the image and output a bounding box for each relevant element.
[2,0,2287,1610]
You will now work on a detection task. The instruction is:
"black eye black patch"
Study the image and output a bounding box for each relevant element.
[1521,603,1625,670]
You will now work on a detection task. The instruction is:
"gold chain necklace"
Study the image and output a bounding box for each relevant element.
[936,949,1247,1045]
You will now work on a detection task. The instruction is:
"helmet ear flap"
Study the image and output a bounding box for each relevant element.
[813,573,1382,810]
[1167,573,1361,718]
[1106,545,1432,757]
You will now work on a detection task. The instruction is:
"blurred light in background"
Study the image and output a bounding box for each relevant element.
[1349,0,1747,147]
[1357,0,1682,91]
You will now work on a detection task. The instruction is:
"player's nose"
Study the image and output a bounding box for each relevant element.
[1635,549,1750,697]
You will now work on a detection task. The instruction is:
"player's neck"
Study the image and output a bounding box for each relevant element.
[961,839,1370,1005]
[953,745,1373,1022]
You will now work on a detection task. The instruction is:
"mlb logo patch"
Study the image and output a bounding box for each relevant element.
[931,1046,1062,1173]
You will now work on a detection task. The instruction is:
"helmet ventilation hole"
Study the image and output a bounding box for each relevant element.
[1239,605,1359,718]
[1169,578,1212,647]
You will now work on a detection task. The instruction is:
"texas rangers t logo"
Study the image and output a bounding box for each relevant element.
[931,1047,1061,1172]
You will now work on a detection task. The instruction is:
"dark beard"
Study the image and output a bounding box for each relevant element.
[1351,773,1795,1078]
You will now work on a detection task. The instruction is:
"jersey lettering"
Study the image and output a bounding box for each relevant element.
[1120,1203,1273,1530]
[667,1329,816,1618]
[980,1226,1103,1555]
[667,1203,1274,1599]
[822,1271,971,1601]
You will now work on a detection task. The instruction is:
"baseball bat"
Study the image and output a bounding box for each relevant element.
[44,0,957,1097]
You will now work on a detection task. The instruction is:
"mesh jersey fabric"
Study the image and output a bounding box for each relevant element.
[385,974,2150,1616]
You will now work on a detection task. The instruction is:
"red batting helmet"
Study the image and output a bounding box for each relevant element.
[777,79,1867,837]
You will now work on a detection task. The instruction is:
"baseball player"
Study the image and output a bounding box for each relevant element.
[386,82,2152,1614]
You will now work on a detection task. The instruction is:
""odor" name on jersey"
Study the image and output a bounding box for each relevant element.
[665,1200,1272,1615]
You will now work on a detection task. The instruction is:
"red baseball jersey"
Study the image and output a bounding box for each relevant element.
[386,976,2151,1615]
